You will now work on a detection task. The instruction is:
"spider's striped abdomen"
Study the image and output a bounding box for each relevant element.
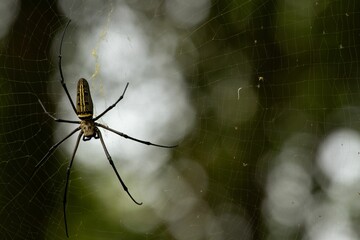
[76,78,93,119]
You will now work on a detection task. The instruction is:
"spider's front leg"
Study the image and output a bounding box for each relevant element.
[96,128,143,205]
[63,131,83,238]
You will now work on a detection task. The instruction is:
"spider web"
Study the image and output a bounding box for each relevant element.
[1,0,360,240]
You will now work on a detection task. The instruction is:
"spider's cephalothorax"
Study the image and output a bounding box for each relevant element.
[35,20,177,238]
[80,119,97,140]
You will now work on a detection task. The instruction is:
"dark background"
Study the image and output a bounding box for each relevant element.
[1,0,360,239]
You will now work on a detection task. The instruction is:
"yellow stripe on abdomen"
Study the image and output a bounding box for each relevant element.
[76,78,93,119]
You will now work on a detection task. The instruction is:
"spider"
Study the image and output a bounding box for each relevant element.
[35,20,177,238]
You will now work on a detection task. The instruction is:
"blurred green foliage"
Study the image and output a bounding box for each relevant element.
[1,0,360,239]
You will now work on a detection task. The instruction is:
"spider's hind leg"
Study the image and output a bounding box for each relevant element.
[38,98,80,124]
[58,20,77,114]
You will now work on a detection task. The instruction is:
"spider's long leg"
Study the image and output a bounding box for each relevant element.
[97,129,143,205]
[1,128,81,220]
[63,131,83,238]
[93,82,129,121]
[96,123,177,148]
[58,19,77,114]
[31,127,81,180]
[38,98,80,124]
